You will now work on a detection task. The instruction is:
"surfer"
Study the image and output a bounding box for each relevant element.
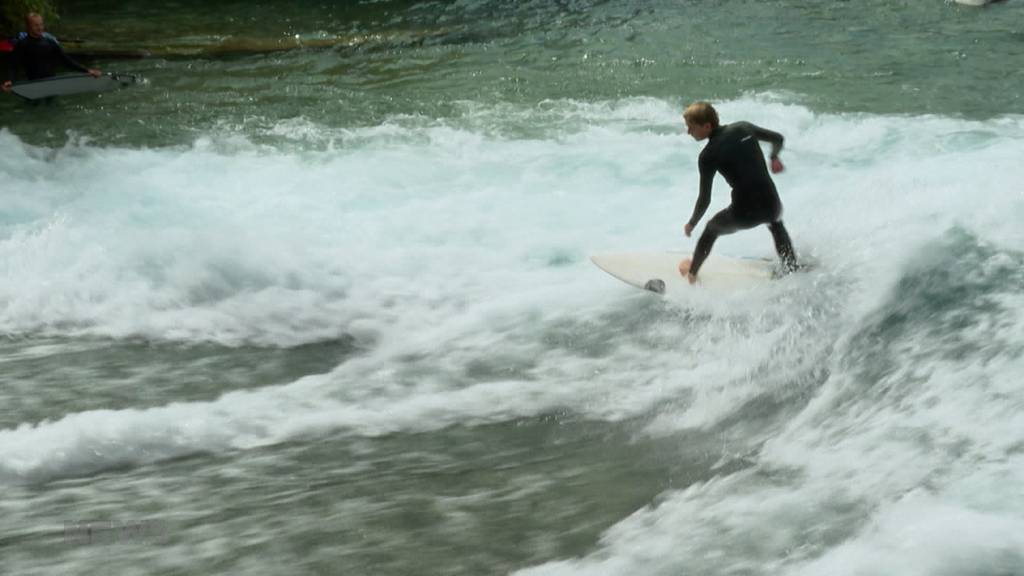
[678,102,798,284]
[2,12,101,93]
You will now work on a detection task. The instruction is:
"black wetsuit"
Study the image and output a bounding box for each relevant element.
[6,33,89,83]
[687,121,797,276]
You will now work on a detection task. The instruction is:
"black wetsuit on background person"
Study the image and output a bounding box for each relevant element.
[6,32,89,83]
[687,121,798,276]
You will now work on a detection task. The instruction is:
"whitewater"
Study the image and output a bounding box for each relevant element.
[2,96,1023,574]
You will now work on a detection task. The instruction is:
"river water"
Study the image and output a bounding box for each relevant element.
[2,1,1023,574]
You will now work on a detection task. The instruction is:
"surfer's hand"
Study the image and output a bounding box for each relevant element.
[88,69,102,78]
[1,81,10,92]
[770,157,784,174]
[684,223,694,237]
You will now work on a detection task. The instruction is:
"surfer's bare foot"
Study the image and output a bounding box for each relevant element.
[678,258,691,276]
[678,258,698,285]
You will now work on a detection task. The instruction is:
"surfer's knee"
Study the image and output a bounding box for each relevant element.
[704,219,730,237]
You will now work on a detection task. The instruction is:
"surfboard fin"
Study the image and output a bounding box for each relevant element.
[643,279,666,294]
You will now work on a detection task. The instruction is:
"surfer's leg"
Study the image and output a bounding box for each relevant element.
[689,208,742,277]
[768,220,798,272]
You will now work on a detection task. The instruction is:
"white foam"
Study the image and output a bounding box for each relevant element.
[791,492,1024,576]
[3,100,1024,575]
[3,102,1022,347]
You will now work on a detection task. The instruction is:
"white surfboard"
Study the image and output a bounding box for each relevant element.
[11,72,140,100]
[591,252,776,295]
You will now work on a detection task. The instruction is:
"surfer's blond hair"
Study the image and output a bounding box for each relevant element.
[683,102,719,128]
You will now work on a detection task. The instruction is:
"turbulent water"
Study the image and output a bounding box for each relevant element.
[2,1,1023,574]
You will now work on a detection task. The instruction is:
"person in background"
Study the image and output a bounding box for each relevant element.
[2,12,100,93]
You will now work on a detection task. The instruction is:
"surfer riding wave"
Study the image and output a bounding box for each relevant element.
[679,102,799,284]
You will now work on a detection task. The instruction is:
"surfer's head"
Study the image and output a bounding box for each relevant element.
[683,102,719,141]
[25,13,45,39]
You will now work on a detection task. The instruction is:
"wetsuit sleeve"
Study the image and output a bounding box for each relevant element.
[750,124,784,159]
[51,38,89,73]
[687,152,715,228]
[6,42,21,82]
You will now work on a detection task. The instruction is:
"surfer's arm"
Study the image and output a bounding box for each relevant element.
[52,39,97,75]
[750,124,784,159]
[687,155,714,229]
[58,51,90,74]
[3,51,18,91]
[5,42,21,85]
